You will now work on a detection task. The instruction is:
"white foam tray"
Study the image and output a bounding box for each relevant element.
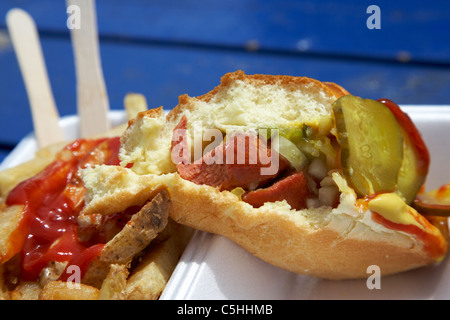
[2,107,450,300]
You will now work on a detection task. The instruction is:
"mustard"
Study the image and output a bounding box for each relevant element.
[368,192,447,261]
[368,193,424,231]
[230,187,245,200]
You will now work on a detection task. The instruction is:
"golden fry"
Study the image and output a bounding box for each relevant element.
[39,280,99,300]
[0,205,25,263]
[98,264,129,300]
[125,220,193,300]
[9,281,41,300]
[124,93,148,121]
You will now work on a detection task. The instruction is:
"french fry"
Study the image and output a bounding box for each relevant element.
[124,93,148,121]
[9,281,41,300]
[125,220,193,300]
[82,189,170,288]
[0,205,25,263]
[39,261,68,287]
[0,141,67,200]
[39,280,99,300]
[98,264,129,300]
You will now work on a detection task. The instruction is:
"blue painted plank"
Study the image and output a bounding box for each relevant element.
[0,0,449,63]
[1,34,449,158]
[1,0,449,164]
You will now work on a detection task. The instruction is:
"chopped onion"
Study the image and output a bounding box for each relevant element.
[306,198,321,209]
[308,157,328,180]
[319,186,340,207]
[320,176,335,187]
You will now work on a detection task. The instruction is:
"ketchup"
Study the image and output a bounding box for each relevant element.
[6,137,122,281]
[371,212,447,260]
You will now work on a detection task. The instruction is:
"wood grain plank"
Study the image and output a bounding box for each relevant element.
[0,0,448,62]
[0,36,449,158]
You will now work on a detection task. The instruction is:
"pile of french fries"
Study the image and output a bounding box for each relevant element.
[0,94,193,300]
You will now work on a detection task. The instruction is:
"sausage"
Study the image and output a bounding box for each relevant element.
[241,172,312,210]
[171,116,289,191]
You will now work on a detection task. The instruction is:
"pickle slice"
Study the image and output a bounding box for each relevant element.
[333,95,404,196]
[378,98,430,204]
[397,135,427,204]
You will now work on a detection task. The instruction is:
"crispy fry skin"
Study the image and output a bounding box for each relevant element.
[0,204,25,263]
[39,281,99,300]
[98,264,129,300]
[9,281,41,300]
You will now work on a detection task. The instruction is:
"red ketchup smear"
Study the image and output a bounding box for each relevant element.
[5,137,122,281]
[371,211,447,260]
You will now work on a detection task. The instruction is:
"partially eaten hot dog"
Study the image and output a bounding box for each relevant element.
[82,71,448,280]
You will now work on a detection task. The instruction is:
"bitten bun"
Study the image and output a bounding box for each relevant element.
[82,71,447,279]
[167,173,440,279]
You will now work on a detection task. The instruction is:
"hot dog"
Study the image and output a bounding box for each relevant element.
[82,70,448,280]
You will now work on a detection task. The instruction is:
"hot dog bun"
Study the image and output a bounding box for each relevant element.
[83,71,447,279]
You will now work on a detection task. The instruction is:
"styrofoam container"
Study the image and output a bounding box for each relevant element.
[2,107,450,300]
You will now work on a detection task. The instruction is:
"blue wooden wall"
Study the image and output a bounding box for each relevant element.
[0,0,449,162]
